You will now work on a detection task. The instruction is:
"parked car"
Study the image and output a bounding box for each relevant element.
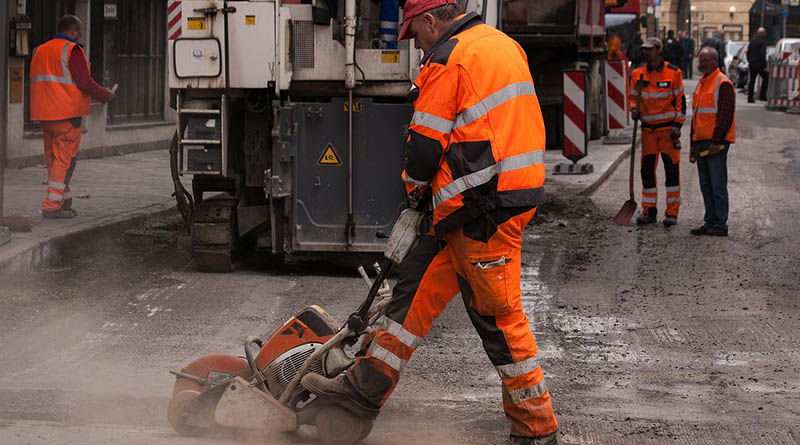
[724,41,748,73]
[773,38,800,63]
[730,45,748,89]
[731,45,776,92]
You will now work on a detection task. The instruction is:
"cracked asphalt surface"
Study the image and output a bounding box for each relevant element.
[1,96,799,444]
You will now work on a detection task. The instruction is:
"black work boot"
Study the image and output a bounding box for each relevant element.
[62,200,76,216]
[662,215,677,227]
[42,208,77,219]
[301,373,381,419]
[636,210,657,225]
[508,430,559,445]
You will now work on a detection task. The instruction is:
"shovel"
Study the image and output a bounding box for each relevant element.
[614,77,643,226]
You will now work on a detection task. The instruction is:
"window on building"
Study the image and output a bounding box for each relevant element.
[101,0,166,124]
[23,0,76,132]
[722,25,744,42]
[703,27,718,41]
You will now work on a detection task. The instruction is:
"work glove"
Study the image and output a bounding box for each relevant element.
[670,126,681,140]
[631,108,640,121]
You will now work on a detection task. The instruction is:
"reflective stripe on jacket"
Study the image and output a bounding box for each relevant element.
[403,13,546,238]
[691,68,736,143]
[30,38,91,121]
[628,61,686,128]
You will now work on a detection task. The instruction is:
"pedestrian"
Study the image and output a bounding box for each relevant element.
[701,32,726,73]
[747,27,769,103]
[680,31,695,79]
[29,15,116,219]
[300,0,559,444]
[662,30,684,66]
[689,47,735,237]
[627,31,644,68]
[628,37,686,227]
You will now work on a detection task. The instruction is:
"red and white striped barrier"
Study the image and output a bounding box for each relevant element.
[767,61,800,109]
[605,60,627,129]
[563,70,588,162]
[168,1,182,41]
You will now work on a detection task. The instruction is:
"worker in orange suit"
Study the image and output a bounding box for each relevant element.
[301,1,558,444]
[629,37,686,227]
[29,15,115,219]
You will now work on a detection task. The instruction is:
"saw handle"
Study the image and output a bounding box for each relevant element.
[348,259,394,333]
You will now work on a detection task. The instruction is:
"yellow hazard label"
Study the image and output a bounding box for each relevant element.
[343,100,362,112]
[381,50,400,63]
[246,15,256,25]
[187,17,206,30]
[318,143,342,166]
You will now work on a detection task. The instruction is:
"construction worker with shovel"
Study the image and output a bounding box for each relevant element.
[628,37,686,227]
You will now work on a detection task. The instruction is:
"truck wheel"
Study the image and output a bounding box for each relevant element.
[315,404,365,445]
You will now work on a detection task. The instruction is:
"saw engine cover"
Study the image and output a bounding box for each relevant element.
[256,305,339,399]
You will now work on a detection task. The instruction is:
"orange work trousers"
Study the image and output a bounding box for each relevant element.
[41,120,81,211]
[640,127,681,217]
[346,207,558,439]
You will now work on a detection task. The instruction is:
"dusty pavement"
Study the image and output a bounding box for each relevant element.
[1,94,799,444]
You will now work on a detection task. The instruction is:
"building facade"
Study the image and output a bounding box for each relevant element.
[642,0,753,43]
[5,0,174,167]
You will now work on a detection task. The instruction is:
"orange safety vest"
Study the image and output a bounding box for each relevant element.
[30,38,91,121]
[691,68,736,143]
[403,13,546,237]
[628,61,686,128]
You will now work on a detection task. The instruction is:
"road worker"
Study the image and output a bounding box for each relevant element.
[689,47,735,237]
[29,15,116,219]
[301,0,559,443]
[629,37,686,227]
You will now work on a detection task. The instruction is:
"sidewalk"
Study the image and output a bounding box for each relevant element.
[0,150,182,273]
[0,135,632,273]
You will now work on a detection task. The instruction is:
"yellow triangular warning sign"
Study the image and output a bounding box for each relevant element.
[318,143,341,166]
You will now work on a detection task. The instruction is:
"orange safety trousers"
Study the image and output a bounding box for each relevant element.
[640,127,681,217]
[41,120,80,211]
[346,208,558,438]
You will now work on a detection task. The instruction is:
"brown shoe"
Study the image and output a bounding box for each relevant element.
[706,227,728,236]
[42,208,77,219]
[301,373,381,419]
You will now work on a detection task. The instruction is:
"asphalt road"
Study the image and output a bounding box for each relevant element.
[1,91,798,444]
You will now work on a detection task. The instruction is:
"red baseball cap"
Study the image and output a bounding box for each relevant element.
[398,0,458,41]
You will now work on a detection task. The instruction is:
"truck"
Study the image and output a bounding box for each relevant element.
[167,0,608,271]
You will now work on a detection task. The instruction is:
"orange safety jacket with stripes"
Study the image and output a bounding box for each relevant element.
[691,68,736,143]
[30,37,91,121]
[628,60,686,130]
[402,12,546,238]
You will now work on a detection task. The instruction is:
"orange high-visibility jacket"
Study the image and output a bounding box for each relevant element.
[628,61,686,129]
[30,38,91,121]
[691,68,736,143]
[402,12,546,238]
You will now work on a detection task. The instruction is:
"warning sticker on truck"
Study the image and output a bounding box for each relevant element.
[187,17,206,30]
[381,51,400,63]
[318,143,342,166]
[246,15,256,25]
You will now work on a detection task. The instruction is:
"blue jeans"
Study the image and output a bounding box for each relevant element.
[695,141,729,230]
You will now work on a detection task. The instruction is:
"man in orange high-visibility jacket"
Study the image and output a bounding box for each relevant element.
[689,47,736,237]
[301,0,558,443]
[30,15,116,219]
[629,37,686,227]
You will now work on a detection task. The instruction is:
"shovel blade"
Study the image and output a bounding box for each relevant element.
[614,200,637,226]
